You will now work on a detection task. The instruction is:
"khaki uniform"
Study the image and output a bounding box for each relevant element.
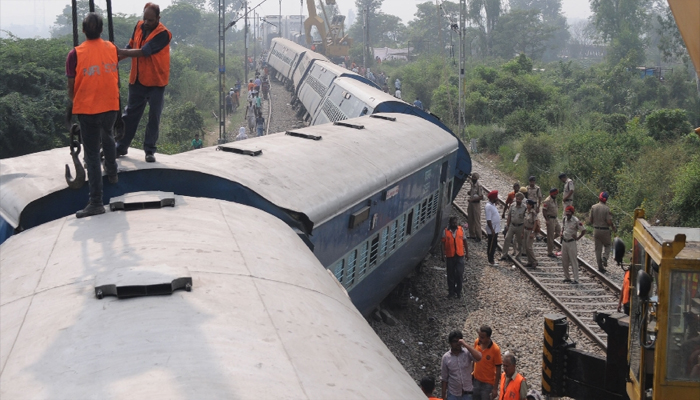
[561,215,585,281]
[523,208,538,267]
[467,181,483,240]
[589,202,613,270]
[562,178,574,216]
[542,195,561,255]
[502,203,526,256]
[527,185,542,212]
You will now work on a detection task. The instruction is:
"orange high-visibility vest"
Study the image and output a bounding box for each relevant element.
[128,21,171,87]
[443,227,465,257]
[499,372,525,400]
[72,39,119,115]
[622,270,630,305]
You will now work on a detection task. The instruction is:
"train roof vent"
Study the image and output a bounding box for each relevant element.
[109,191,176,212]
[94,264,192,299]
[286,131,322,141]
[333,121,365,130]
[369,115,396,121]
[216,146,263,156]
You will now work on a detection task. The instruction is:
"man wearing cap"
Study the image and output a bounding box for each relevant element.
[588,192,616,272]
[500,192,526,261]
[526,176,542,214]
[561,206,587,284]
[523,199,540,268]
[485,190,501,266]
[502,182,521,219]
[542,188,561,257]
[467,173,484,241]
[559,173,574,217]
[442,216,469,299]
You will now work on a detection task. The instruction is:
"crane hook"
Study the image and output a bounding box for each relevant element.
[65,123,86,189]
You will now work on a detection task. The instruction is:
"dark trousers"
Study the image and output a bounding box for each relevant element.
[117,82,165,155]
[446,256,465,296]
[78,111,118,204]
[487,233,498,263]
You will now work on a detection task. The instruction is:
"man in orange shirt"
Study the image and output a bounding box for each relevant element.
[65,13,120,218]
[473,325,503,400]
[617,270,630,315]
[420,376,441,400]
[116,3,171,163]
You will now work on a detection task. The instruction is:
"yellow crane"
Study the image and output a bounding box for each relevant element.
[304,0,352,58]
[666,0,700,136]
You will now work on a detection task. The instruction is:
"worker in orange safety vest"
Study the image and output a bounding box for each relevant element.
[499,353,528,400]
[441,216,469,299]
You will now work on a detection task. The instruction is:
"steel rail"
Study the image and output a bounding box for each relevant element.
[452,196,611,350]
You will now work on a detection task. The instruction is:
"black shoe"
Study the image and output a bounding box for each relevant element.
[145,153,156,163]
[108,174,118,184]
[562,278,572,283]
[598,268,607,273]
[76,203,105,219]
[571,280,579,284]
[116,148,128,157]
[499,256,508,261]
[456,293,461,299]
[547,254,557,258]
[475,238,481,242]
[447,293,455,299]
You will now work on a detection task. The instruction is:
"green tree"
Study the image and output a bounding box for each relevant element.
[508,0,569,61]
[646,109,692,141]
[407,1,460,55]
[51,1,103,39]
[491,9,555,60]
[162,2,202,45]
[467,0,504,57]
[589,0,651,64]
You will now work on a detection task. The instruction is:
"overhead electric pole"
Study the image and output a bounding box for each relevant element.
[245,0,249,82]
[458,0,466,139]
[218,0,226,144]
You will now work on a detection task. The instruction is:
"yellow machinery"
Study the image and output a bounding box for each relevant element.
[626,209,700,400]
[304,0,352,58]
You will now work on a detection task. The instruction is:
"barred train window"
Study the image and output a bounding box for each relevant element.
[357,242,369,278]
[390,220,399,251]
[379,227,389,261]
[369,235,379,270]
[333,259,344,283]
[346,250,357,286]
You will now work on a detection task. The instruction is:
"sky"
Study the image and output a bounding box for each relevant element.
[0,0,592,38]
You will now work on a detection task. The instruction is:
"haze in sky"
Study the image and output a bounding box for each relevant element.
[0,0,592,39]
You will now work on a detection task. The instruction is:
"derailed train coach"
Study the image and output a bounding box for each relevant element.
[265,37,471,191]
[0,194,425,399]
[0,114,461,316]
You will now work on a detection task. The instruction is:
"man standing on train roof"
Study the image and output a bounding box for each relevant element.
[115,2,171,164]
[441,330,482,400]
[561,206,587,284]
[66,12,120,218]
[559,173,574,216]
[523,199,540,269]
[414,98,424,110]
[526,176,542,214]
[499,353,528,400]
[441,216,468,299]
[502,182,521,219]
[588,192,616,272]
[467,173,484,241]
[500,192,526,261]
[485,190,501,266]
[472,325,503,400]
[542,188,561,258]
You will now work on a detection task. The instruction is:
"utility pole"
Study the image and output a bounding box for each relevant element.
[218,0,226,144]
[362,7,368,70]
[253,10,257,64]
[458,0,466,139]
[279,0,282,38]
[244,0,249,83]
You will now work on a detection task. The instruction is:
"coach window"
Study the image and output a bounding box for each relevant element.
[406,210,414,236]
[357,242,369,278]
[346,250,357,287]
[369,235,380,270]
[333,259,344,284]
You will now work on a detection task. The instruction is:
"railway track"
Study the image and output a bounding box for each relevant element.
[453,186,621,350]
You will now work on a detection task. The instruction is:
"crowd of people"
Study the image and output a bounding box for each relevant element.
[449,172,617,286]
[418,327,542,400]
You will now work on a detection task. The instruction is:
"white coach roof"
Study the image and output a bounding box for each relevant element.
[0,195,423,399]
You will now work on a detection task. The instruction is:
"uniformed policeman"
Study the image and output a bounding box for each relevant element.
[588,191,616,272]
[559,173,574,217]
[526,176,542,214]
[500,192,526,261]
[541,188,561,257]
[523,199,540,269]
[502,182,521,219]
[561,206,587,284]
[467,173,484,241]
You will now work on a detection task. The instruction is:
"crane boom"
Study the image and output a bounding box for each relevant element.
[304,0,351,58]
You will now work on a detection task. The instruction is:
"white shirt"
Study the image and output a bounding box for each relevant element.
[485,202,501,234]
